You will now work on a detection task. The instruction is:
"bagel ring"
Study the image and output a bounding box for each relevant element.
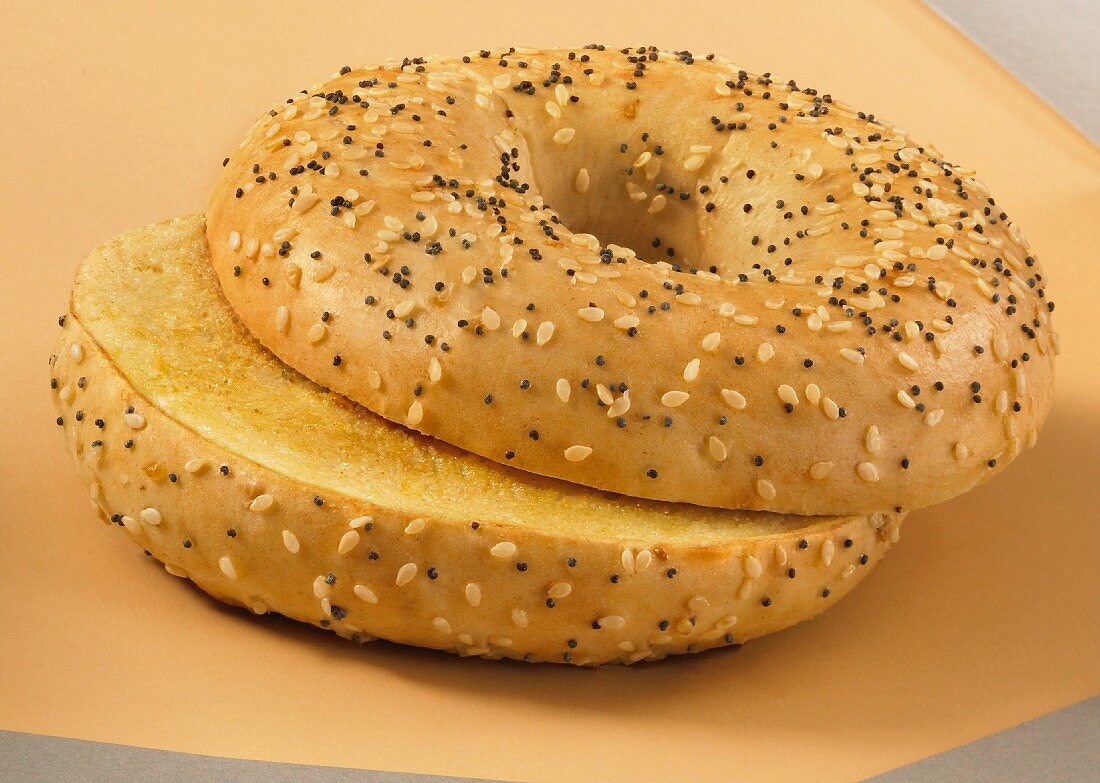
[208,46,1056,514]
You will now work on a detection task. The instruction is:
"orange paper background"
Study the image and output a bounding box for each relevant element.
[1,2,1097,781]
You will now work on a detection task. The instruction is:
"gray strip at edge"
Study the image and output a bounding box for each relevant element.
[862,696,1100,783]
[1,697,1097,783]
[924,0,1100,142]
[0,732,504,783]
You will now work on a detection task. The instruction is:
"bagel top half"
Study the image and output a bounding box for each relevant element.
[208,45,1057,515]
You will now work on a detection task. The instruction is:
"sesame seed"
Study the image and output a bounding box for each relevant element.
[395,562,418,587]
[721,389,747,409]
[218,556,238,580]
[898,351,919,371]
[536,321,555,346]
[553,127,577,144]
[338,530,361,554]
[840,347,864,365]
[555,378,571,403]
[574,168,590,193]
[481,306,501,330]
[856,462,880,482]
[249,494,274,512]
[756,478,777,500]
[273,305,290,334]
[661,390,690,407]
[465,582,482,607]
[354,584,379,604]
[547,582,572,599]
[865,426,882,454]
[684,153,707,171]
[564,445,593,462]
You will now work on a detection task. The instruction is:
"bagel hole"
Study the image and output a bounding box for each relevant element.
[534,161,731,278]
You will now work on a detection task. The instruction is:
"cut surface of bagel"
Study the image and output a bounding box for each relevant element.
[51,214,902,664]
[208,46,1057,516]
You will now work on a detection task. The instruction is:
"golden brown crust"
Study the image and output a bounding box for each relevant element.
[207,46,1056,515]
[49,216,901,664]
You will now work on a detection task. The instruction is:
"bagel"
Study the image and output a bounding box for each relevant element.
[50,215,903,665]
[208,45,1057,515]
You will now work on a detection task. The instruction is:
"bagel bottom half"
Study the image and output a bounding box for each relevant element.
[50,215,903,665]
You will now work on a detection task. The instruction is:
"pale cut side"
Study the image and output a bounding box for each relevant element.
[50,215,903,665]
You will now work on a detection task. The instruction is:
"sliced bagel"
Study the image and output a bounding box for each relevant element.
[208,46,1056,515]
[50,214,902,665]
